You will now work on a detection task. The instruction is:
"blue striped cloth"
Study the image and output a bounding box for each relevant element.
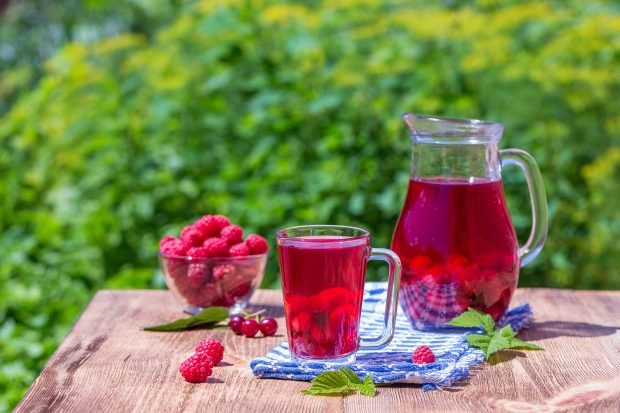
[250,282,533,389]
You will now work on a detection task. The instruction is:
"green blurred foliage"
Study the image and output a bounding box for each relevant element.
[1,0,619,409]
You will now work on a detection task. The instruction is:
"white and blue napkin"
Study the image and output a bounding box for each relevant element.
[250,282,533,390]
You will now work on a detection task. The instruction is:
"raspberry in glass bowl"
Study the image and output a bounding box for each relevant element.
[159,215,269,314]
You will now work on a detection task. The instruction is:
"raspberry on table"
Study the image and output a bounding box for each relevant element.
[412,345,436,364]
[203,237,229,257]
[195,338,225,364]
[220,225,243,245]
[213,264,235,281]
[229,243,250,257]
[179,353,214,383]
[180,225,205,248]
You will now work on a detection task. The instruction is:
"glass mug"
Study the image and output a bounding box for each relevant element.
[276,225,401,364]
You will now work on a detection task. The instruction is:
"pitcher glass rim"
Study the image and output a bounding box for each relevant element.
[276,225,369,242]
[403,113,504,144]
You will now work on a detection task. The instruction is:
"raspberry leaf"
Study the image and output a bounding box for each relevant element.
[466,333,492,354]
[446,308,495,334]
[448,310,543,360]
[143,306,229,331]
[302,368,376,397]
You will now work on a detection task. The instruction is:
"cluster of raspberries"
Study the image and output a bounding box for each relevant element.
[159,214,269,308]
[160,214,269,258]
[178,338,225,383]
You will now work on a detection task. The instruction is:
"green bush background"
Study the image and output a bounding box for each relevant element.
[1,0,619,409]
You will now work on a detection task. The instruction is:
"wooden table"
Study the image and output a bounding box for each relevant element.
[16,289,620,413]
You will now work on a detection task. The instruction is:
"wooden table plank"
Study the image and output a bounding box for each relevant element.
[16,289,620,413]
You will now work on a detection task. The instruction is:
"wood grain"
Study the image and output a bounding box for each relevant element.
[16,289,620,413]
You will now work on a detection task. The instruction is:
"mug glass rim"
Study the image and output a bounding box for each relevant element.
[276,224,369,242]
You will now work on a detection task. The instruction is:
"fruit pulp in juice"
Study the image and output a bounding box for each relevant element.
[278,236,369,359]
[391,177,519,329]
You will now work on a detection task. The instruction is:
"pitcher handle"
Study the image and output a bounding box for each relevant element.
[500,149,549,267]
[359,248,401,350]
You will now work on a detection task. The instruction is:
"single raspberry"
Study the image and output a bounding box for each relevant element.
[212,215,231,231]
[179,353,214,383]
[228,277,252,298]
[180,225,205,248]
[213,264,235,281]
[203,237,229,258]
[220,225,243,245]
[195,338,225,364]
[187,247,208,259]
[160,238,188,257]
[229,243,250,257]
[187,263,210,286]
[412,345,435,364]
[245,234,269,254]
[159,236,176,248]
[194,215,221,237]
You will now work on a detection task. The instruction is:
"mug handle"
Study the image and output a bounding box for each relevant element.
[359,248,402,350]
[500,149,549,267]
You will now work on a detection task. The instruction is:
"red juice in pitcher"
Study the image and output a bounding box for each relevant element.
[391,177,519,329]
[278,236,368,359]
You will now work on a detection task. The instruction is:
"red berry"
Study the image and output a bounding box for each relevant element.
[213,264,235,281]
[179,353,214,383]
[186,247,208,258]
[160,237,188,256]
[228,277,252,298]
[241,319,260,337]
[187,263,209,286]
[212,215,231,231]
[180,225,205,248]
[195,338,225,364]
[412,345,435,364]
[194,215,221,237]
[159,236,176,248]
[203,237,229,258]
[229,314,245,335]
[220,225,243,245]
[245,234,269,254]
[259,317,278,336]
[229,243,250,257]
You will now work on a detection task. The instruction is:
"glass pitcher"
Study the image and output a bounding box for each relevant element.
[391,114,548,330]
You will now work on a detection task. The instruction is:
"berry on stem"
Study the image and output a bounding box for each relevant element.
[241,319,260,338]
[229,314,245,335]
[412,345,435,364]
[259,318,278,337]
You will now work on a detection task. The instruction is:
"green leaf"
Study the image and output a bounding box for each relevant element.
[466,333,492,354]
[508,337,543,351]
[356,375,377,397]
[446,308,496,334]
[486,327,513,357]
[302,368,376,397]
[143,307,229,331]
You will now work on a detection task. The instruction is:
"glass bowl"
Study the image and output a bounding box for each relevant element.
[159,252,267,314]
